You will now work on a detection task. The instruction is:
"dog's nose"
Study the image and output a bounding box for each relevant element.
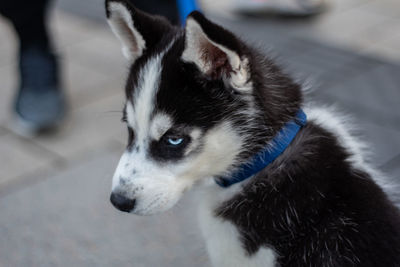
[110,192,136,212]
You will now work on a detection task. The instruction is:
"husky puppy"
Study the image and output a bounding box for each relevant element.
[105,0,400,266]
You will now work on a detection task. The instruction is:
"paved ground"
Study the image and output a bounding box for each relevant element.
[0,0,399,266]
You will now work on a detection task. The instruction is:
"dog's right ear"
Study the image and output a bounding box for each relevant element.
[105,0,173,62]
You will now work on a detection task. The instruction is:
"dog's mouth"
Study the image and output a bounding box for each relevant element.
[110,183,185,215]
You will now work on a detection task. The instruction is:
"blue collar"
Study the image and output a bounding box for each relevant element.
[215,109,307,188]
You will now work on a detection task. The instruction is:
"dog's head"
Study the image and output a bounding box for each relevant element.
[106,0,301,215]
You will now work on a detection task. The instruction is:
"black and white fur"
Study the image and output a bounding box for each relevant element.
[105,1,400,266]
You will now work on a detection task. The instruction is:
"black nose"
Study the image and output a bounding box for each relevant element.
[110,192,136,212]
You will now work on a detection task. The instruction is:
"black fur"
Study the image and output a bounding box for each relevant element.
[105,0,179,101]
[150,130,191,161]
[159,16,400,265]
[153,21,302,162]
[216,123,400,266]
[106,2,400,265]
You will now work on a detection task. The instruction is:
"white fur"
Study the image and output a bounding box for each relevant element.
[178,122,244,180]
[197,183,278,267]
[111,32,246,215]
[149,113,173,140]
[107,2,146,61]
[112,117,244,215]
[112,46,179,215]
[184,128,202,156]
[125,101,135,128]
[182,18,252,92]
[112,148,186,214]
[132,54,163,144]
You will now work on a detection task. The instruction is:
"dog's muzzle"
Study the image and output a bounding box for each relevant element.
[110,192,136,212]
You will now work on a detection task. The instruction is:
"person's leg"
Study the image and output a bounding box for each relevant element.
[0,0,51,50]
[0,0,65,134]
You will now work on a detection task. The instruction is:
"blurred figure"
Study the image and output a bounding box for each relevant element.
[233,0,326,16]
[0,0,65,134]
[0,0,180,135]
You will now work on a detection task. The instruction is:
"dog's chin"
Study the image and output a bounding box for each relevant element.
[131,208,164,216]
[130,195,182,216]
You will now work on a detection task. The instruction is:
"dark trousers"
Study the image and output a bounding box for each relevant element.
[0,0,51,50]
[0,0,178,51]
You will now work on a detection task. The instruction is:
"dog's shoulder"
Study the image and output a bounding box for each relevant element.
[304,105,400,204]
[213,106,400,266]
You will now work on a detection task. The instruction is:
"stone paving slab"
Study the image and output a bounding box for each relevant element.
[212,17,395,88]
[56,0,105,23]
[0,132,59,187]
[381,154,400,196]
[355,121,400,167]
[0,19,16,68]
[31,91,126,159]
[0,127,6,136]
[280,43,361,85]
[62,58,117,110]
[210,1,400,62]
[322,64,400,119]
[55,0,400,63]
[50,11,107,50]
[0,150,210,267]
[0,2,399,266]
[357,0,400,20]
[314,64,400,130]
[0,64,16,124]
[63,32,126,78]
[302,6,392,44]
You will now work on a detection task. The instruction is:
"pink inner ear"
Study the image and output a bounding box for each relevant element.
[118,19,139,53]
[200,41,233,80]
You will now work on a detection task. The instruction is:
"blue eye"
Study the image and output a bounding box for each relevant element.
[167,137,184,146]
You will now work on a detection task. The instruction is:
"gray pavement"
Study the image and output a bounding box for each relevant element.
[0,150,209,267]
[0,0,399,266]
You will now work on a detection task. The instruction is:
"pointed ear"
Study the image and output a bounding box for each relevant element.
[181,11,252,92]
[105,0,173,62]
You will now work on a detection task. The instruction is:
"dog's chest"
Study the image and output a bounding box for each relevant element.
[197,185,277,267]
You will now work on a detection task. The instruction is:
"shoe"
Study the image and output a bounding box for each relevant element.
[13,45,66,135]
[233,0,326,17]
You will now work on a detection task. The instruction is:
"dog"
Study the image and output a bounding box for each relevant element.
[105,0,400,266]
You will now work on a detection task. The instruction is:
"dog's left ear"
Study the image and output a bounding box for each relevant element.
[181,11,251,92]
[105,0,173,62]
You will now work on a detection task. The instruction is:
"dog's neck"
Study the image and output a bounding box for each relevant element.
[215,109,307,188]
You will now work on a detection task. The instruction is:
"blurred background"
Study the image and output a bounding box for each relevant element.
[0,0,399,266]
